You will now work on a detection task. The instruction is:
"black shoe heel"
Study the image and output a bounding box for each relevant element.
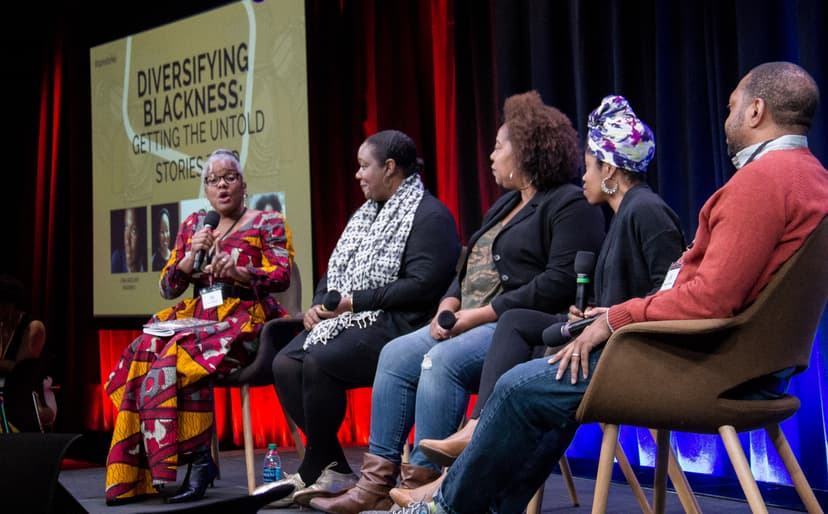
[166,452,218,503]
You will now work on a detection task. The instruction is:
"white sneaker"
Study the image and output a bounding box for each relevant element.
[252,472,306,508]
[293,462,358,506]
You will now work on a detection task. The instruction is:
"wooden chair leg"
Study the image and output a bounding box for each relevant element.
[604,424,652,514]
[646,429,701,514]
[285,410,305,461]
[526,455,577,514]
[527,484,544,514]
[211,392,222,481]
[559,454,579,506]
[241,384,256,494]
[652,430,670,514]
[592,423,619,514]
[766,424,824,514]
[402,441,410,464]
[719,425,768,514]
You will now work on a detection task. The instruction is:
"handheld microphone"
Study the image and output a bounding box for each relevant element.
[321,290,342,311]
[542,316,598,347]
[437,310,457,330]
[574,251,596,313]
[193,210,221,272]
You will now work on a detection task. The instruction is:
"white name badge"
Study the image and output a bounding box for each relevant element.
[659,261,682,291]
[201,285,224,309]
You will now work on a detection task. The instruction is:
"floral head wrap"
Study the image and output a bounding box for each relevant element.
[587,95,655,173]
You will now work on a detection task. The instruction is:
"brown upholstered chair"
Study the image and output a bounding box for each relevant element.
[576,216,828,514]
[212,261,306,493]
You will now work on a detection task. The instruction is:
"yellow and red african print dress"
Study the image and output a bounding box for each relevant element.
[104,210,291,503]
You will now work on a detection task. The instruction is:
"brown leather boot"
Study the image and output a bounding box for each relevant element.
[398,463,442,489]
[390,469,446,507]
[310,453,399,514]
[417,418,478,467]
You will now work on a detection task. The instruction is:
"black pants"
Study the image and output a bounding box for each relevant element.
[271,313,400,483]
[471,308,565,418]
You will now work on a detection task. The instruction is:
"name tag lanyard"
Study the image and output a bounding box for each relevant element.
[202,207,246,309]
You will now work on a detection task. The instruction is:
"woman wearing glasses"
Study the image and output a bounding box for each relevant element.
[104,149,292,506]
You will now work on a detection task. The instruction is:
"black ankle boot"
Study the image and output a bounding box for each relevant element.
[166,450,218,503]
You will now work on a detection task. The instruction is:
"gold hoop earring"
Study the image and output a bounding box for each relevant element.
[601,176,618,195]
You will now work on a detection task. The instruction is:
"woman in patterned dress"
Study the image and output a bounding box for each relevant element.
[104,149,292,505]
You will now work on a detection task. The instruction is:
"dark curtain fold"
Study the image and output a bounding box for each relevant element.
[453,0,499,239]
[490,0,828,491]
[306,0,446,276]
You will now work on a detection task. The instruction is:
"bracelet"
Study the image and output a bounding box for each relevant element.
[347,296,354,312]
[605,312,615,334]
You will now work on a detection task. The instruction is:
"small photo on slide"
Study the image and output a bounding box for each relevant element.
[250,191,287,217]
[150,203,180,271]
[110,206,147,274]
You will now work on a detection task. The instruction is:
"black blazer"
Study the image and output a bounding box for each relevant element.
[444,184,605,316]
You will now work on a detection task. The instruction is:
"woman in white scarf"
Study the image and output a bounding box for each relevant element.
[262,130,461,506]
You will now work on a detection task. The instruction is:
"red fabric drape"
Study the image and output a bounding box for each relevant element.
[431,0,460,230]
[32,43,62,321]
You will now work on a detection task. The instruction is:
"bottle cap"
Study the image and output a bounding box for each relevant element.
[267,443,277,450]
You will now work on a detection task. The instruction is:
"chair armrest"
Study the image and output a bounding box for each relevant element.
[612,317,734,337]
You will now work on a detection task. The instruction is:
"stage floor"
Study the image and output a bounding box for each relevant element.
[61,446,817,513]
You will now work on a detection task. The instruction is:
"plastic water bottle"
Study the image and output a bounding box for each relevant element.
[263,443,282,483]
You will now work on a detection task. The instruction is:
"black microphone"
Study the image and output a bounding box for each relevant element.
[321,290,341,311]
[542,316,598,347]
[437,310,457,330]
[193,210,221,272]
[574,251,596,313]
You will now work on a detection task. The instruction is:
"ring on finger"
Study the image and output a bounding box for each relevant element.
[572,353,580,357]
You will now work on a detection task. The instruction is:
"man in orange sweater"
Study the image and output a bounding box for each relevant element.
[391,61,828,514]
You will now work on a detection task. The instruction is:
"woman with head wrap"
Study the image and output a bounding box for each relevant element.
[405,95,686,505]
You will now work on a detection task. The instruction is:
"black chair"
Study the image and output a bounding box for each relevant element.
[212,261,305,493]
[0,432,83,513]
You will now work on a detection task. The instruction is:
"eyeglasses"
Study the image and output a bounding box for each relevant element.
[204,172,241,187]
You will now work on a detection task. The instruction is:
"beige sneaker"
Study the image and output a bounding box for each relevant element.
[293,462,358,506]
[252,472,306,508]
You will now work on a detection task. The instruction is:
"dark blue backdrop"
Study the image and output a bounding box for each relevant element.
[486,0,828,494]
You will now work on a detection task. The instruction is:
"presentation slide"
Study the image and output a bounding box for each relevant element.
[90,0,312,317]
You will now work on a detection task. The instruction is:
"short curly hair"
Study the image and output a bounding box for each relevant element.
[503,91,580,190]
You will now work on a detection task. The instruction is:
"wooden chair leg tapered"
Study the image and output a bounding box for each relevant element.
[766,424,824,514]
[527,484,544,514]
[559,454,580,506]
[241,384,256,494]
[719,425,769,514]
[285,411,305,461]
[647,428,702,514]
[605,423,652,514]
[592,423,620,514]
[652,430,671,514]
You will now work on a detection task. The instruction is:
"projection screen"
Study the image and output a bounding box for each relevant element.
[90,0,312,317]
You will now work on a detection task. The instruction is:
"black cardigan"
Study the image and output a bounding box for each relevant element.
[593,184,685,306]
[444,184,605,316]
[314,191,461,332]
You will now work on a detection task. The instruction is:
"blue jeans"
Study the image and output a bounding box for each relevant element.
[368,322,497,470]
[434,348,603,514]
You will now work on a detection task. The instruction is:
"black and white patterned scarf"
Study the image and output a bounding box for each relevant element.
[304,173,425,348]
